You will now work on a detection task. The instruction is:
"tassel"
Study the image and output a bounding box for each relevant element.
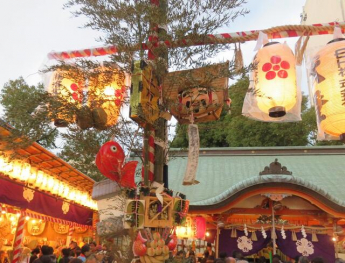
[231,227,237,238]
[292,230,297,241]
[251,231,257,241]
[295,33,310,65]
[312,230,318,242]
[271,229,277,240]
[234,43,244,73]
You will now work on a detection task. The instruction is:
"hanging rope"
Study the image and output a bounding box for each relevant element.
[47,22,345,60]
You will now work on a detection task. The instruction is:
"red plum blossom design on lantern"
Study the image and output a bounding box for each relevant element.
[262,55,290,80]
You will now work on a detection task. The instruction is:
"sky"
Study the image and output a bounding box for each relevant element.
[0,0,307,91]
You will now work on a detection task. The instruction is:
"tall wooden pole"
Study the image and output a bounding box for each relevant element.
[148,0,168,185]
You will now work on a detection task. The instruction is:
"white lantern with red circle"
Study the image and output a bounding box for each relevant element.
[253,42,297,117]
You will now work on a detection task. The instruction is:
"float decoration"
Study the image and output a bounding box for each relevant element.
[44,63,128,130]
[172,198,190,226]
[242,32,302,122]
[144,196,173,228]
[124,200,145,229]
[133,231,170,263]
[163,62,229,124]
[130,60,160,127]
[95,141,138,188]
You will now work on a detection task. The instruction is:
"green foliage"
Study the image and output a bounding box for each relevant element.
[0,77,58,149]
[65,0,248,73]
[171,76,323,148]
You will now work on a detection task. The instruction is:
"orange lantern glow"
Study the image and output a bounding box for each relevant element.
[312,38,345,139]
[20,163,31,182]
[253,42,297,117]
[10,160,22,180]
[88,67,126,130]
[46,70,84,127]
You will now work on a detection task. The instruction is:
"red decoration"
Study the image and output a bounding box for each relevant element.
[195,216,206,239]
[95,141,138,188]
[262,56,290,80]
[167,234,177,251]
[133,231,147,256]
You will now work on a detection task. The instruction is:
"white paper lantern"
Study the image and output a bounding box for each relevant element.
[253,42,297,117]
[312,38,345,139]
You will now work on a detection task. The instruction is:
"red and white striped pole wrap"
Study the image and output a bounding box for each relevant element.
[12,211,26,263]
[148,129,155,182]
[47,21,345,60]
[142,129,155,182]
[66,226,74,246]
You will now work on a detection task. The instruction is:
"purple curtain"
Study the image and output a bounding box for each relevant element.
[276,230,335,263]
[0,177,93,225]
[219,229,271,257]
[218,229,335,263]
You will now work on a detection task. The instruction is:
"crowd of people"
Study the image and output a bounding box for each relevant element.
[0,241,112,263]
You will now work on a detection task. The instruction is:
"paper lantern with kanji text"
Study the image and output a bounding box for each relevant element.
[312,38,345,140]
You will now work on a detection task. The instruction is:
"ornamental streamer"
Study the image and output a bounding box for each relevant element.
[182,124,200,185]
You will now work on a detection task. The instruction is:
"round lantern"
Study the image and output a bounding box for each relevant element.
[253,42,297,117]
[195,216,206,239]
[88,67,126,130]
[312,38,345,139]
[46,70,84,127]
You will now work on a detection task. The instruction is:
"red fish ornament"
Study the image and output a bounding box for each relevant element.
[96,141,138,188]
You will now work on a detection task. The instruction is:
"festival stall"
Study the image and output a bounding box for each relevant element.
[0,121,97,263]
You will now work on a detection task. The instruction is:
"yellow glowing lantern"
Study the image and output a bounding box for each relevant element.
[35,170,45,188]
[20,163,31,182]
[46,70,85,127]
[11,160,22,180]
[63,185,70,198]
[41,173,48,191]
[253,42,297,117]
[27,167,37,185]
[312,38,345,139]
[52,181,60,195]
[69,189,76,200]
[47,177,56,192]
[176,226,193,239]
[58,183,65,196]
[88,67,126,130]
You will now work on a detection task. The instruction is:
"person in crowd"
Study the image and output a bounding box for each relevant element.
[225,257,236,263]
[310,257,324,263]
[19,247,32,263]
[174,250,185,263]
[204,243,215,259]
[215,252,227,263]
[272,255,282,263]
[186,250,197,263]
[33,245,52,263]
[298,257,310,263]
[89,243,97,254]
[85,255,97,263]
[206,255,215,263]
[257,256,266,263]
[95,250,106,263]
[58,248,71,263]
[78,245,91,263]
[30,248,40,263]
[335,258,345,263]
[47,247,56,263]
[69,259,83,263]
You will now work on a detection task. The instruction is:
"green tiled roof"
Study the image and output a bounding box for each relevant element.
[166,146,345,207]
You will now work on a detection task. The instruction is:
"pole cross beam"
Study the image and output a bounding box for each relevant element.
[47,21,345,60]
